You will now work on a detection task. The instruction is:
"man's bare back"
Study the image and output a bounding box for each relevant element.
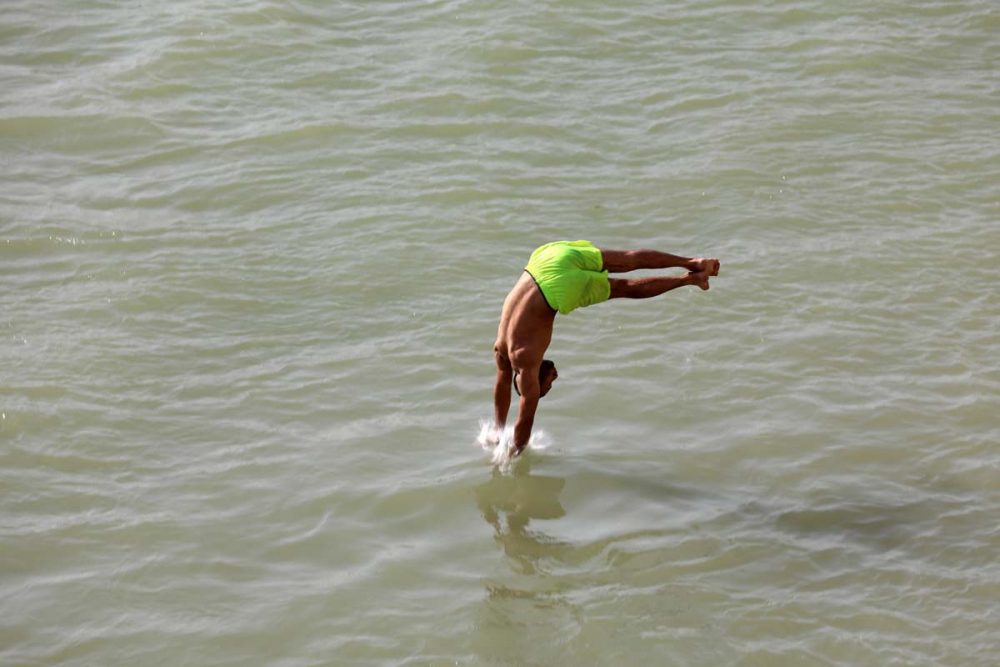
[492,241,719,459]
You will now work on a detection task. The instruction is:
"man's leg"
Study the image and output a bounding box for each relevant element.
[608,272,710,299]
[600,249,719,276]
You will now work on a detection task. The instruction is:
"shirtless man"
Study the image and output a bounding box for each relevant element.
[493,240,720,458]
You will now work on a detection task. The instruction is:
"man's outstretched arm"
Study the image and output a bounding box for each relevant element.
[493,352,513,429]
[511,368,540,457]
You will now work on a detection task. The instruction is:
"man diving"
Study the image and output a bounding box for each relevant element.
[493,240,720,459]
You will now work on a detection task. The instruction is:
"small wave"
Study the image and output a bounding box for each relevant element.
[476,419,552,466]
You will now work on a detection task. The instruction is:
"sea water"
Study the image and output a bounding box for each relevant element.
[2,0,999,665]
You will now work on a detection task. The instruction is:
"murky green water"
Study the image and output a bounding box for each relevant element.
[2,1,998,665]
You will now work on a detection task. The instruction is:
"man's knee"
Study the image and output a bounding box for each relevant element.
[608,277,631,299]
[600,249,634,274]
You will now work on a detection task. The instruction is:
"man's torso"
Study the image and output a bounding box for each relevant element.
[494,272,555,370]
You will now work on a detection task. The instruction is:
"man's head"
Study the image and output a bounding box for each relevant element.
[538,359,558,396]
[514,359,559,398]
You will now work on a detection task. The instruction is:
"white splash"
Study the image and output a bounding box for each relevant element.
[476,419,552,466]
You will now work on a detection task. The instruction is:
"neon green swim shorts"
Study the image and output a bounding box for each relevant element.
[525,240,610,315]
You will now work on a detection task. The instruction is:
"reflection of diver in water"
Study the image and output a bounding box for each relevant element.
[474,461,568,575]
[471,462,582,663]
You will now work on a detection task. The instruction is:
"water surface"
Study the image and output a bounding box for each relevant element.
[2,1,998,665]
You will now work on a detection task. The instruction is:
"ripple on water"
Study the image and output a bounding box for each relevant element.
[3,0,1000,665]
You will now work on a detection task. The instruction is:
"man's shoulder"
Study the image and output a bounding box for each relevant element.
[508,346,543,372]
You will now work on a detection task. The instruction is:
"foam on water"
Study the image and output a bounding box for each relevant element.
[476,419,553,466]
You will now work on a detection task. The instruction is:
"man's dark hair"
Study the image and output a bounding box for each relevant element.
[513,359,556,397]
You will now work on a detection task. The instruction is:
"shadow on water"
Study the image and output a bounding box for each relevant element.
[768,495,964,555]
[467,457,738,662]
[471,455,727,577]
[466,455,974,663]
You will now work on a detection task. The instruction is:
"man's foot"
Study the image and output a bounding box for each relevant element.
[692,258,720,276]
[686,270,711,290]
